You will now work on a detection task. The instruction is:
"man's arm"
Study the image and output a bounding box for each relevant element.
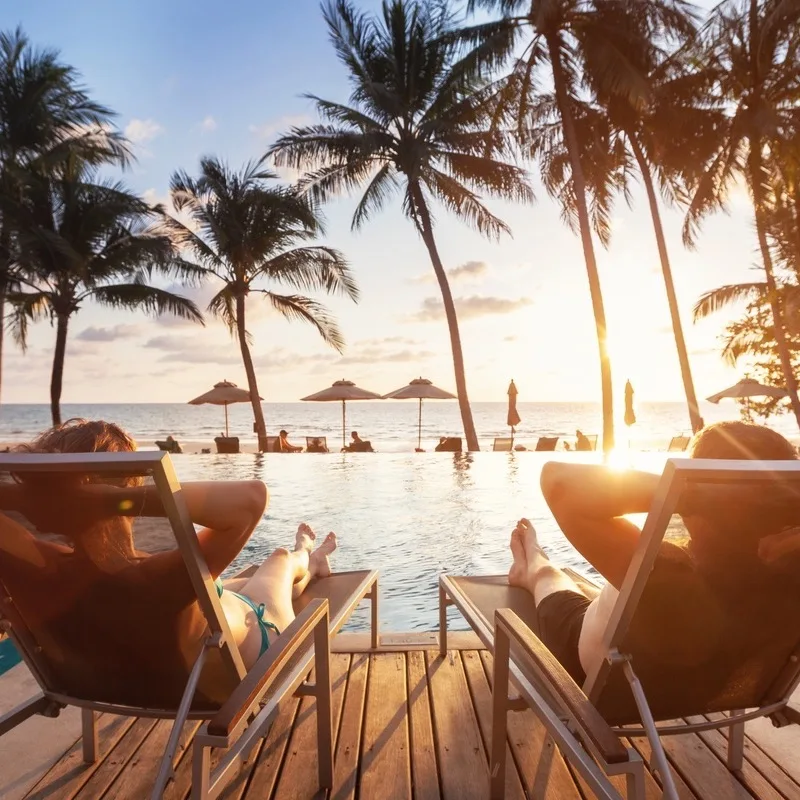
[540,462,661,588]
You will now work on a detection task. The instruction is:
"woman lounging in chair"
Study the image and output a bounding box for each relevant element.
[509,421,800,687]
[0,419,337,685]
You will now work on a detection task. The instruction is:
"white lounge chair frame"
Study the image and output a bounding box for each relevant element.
[0,451,379,800]
[440,458,800,799]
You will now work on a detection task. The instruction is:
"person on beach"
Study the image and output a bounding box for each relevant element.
[509,421,800,689]
[344,430,373,452]
[306,437,329,453]
[574,429,592,451]
[276,429,302,453]
[0,420,337,700]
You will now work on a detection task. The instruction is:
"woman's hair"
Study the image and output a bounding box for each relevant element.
[16,419,141,488]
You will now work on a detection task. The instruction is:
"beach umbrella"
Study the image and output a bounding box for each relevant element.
[624,380,636,427]
[188,380,262,437]
[706,377,788,417]
[383,377,456,451]
[301,379,382,449]
[507,379,521,442]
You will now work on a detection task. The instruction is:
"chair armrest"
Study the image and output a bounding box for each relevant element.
[208,598,329,738]
[495,608,628,765]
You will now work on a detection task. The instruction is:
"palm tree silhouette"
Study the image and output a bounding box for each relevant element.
[461,0,693,452]
[684,0,800,429]
[0,27,127,406]
[165,156,357,453]
[6,157,202,425]
[269,0,533,452]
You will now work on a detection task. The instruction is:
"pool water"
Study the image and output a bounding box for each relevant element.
[171,451,671,632]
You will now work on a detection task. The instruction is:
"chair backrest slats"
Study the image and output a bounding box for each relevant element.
[493,438,513,452]
[535,437,559,452]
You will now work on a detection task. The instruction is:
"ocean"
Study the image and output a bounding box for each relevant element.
[0,400,788,451]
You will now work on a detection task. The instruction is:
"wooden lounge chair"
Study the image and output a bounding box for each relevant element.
[534,436,559,452]
[305,436,329,452]
[439,458,800,799]
[493,437,514,452]
[0,451,379,799]
[434,436,462,452]
[214,436,240,454]
[156,437,182,454]
[668,434,690,452]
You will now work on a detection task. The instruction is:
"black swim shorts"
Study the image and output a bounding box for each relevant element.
[537,590,593,684]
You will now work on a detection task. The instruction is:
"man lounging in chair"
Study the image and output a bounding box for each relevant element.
[508,421,800,689]
[0,419,338,684]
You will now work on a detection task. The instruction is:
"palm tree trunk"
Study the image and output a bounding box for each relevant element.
[548,36,615,453]
[50,313,69,426]
[749,148,800,428]
[629,135,703,433]
[236,295,269,452]
[410,183,480,452]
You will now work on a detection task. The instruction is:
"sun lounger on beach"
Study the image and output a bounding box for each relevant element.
[493,437,514,451]
[534,436,559,451]
[305,436,329,452]
[0,451,379,799]
[668,434,691,452]
[434,436,462,452]
[439,458,800,799]
[214,435,240,454]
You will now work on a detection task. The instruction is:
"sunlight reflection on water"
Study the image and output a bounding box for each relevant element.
[172,450,672,632]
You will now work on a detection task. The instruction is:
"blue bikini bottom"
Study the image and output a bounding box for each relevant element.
[215,578,280,658]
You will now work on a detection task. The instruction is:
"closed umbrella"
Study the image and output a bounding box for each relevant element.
[507,379,521,443]
[188,380,261,437]
[301,379,382,449]
[624,380,636,427]
[706,377,788,417]
[383,377,456,450]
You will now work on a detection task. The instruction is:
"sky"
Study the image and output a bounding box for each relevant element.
[3,0,764,407]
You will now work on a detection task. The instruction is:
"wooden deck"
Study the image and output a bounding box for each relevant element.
[21,648,800,800]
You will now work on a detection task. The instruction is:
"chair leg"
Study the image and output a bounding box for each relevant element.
[727,710,746,771]
[490,628,511,800]
[625,761,646,800]
[190,738,211,800]
[81,708,97,764]
[314,614,334,790]
[438,584,448,656]
[370,580,380,650]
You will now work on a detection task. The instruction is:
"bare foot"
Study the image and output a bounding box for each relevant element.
[508,526,527,588]
[295,522,315,553]
[517,518,547,561]
[309,532,337,578]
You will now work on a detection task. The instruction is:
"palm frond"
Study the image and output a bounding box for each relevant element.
[88,284,204,323]
[692,281,767,321]
[264,291,346,352]
[258,246,359,301]
[5,289,52,350]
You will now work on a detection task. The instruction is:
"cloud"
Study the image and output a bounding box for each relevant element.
[410,260,490,285]
[200,116,217,132]
[249,114,312,140]
[408,295,533,322]
[357,335,423,347]
[124,118,163,145]
[76,325,140,342]
[448,260,489,281]
[503,335,517,342]
[338,347,435,365]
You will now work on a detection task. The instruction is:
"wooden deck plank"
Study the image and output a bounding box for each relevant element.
[688,715,799,800]
[99,719,195,800]
[660,731,757,800]
[406,651,441,800]
[460,650,526,800]
[270,656,351,800]
[359,653,411,800]
[628,733,699,800]
[70,718,158,800]
[23,714,136,800]
[425,651,488,800]
[330,653,369,800]
[477,650,581,799]
[239,696,301,800]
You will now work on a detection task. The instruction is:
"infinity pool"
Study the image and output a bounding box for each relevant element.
[171,451,670,632]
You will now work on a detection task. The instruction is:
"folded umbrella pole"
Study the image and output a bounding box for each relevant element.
[507,380,521,444]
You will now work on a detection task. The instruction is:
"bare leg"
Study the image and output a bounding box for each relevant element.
[292,532,337,599]
[513,518,587,606]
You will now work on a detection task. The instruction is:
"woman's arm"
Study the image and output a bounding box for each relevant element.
[540,462,661,588]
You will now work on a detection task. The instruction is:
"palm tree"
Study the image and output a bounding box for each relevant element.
[268,0,533,452]
[5,157,203,425]
[462,0,695,452]
[164,156,357,453]
[0,27,126,405]
[683,0,800,429]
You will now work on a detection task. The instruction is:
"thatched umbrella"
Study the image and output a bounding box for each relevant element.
[707,377,788,416]
[188,380,261,437]
[301,379,382,449]
[383,377,456,450]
